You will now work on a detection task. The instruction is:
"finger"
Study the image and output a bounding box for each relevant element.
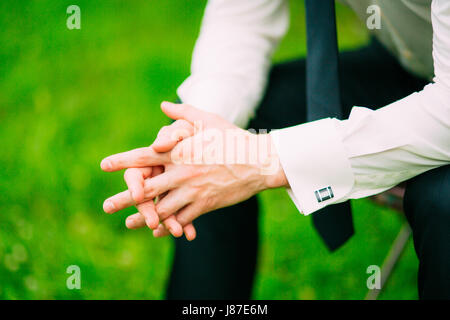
[155,188,193,221]
[101,147,170,172]
[125,213,146,229]
[152,221,196,241]
[153,223,197,241]
[161,216,197,240]
[153,223,170,238]
[152,120,194,153]
[175,202,204,227]
[183,223,197,241]
[103,190,132,214]
[162,216,183,238]
[104,169,181,214]
[143,169,189,200]
[124,167,152,203]
[161,101,212,124]
[137,200,159,230]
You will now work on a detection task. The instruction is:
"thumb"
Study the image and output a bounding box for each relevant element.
[151,120,194,153]
[161,101,210,124]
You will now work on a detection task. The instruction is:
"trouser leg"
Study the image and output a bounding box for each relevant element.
[166,197,259,299]
[404,165,450,300]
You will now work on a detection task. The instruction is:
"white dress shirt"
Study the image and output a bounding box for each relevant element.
[177,0,450,215]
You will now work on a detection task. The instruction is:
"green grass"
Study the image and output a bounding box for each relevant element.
[0,0,418,299]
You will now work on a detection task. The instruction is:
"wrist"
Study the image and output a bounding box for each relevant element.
[256,134,289,190]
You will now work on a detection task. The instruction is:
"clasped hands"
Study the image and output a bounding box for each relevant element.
[101,102,288,240]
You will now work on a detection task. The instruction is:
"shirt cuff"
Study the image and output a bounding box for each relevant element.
[270,118,355,215]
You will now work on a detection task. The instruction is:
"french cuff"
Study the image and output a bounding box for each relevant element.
[270,118,355,215]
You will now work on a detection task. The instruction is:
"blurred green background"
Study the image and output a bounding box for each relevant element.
[0,0,419,299]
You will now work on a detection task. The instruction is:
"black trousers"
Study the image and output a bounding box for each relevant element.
[166,40,450,300]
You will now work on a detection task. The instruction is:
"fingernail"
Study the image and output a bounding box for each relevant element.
[101,159,112,170]
[103,200,115,213]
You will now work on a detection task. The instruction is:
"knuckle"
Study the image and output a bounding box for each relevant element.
[178,119,189,126]
[178,119,193,131]
[171,129,186,142]
[123,168,134,180]
[197,165,211,175]
[144,185,154,198]
[194,166,204,177]
[136,149,151,165]
[178,215,189,226]
[159,125,170,135]
[162,174,172,188]
[204,196,216,210]
[156,205,168,218]
[177,166,196,181]
[135,158,146,166]
[186,189,197,202]
[170,144,184,163]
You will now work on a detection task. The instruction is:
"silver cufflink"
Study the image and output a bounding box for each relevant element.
[315,186,334,203]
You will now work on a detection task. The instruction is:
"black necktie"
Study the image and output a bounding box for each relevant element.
[305,0,354,251]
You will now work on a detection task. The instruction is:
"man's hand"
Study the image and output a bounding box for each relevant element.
[101,102,288,239]
[121,165,197,241]
[103,118,197,240]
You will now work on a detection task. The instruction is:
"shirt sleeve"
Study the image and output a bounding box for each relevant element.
[177,0,289,128]
[270,0,450,215]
